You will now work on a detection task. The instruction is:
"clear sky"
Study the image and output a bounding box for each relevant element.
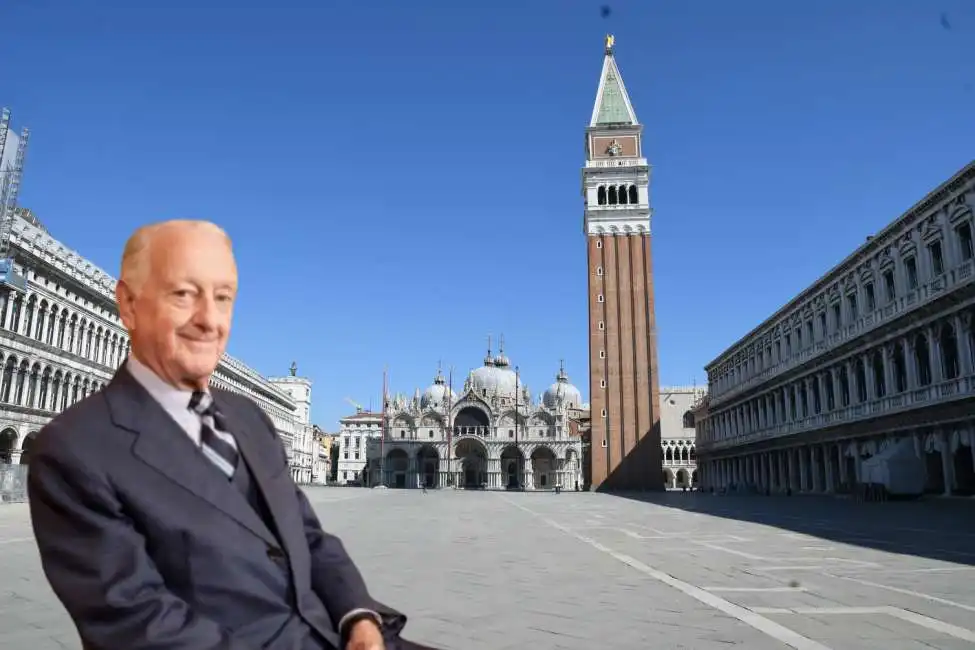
[2,0,973,429]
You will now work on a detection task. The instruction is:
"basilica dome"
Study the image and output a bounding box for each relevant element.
[469,340,530,402]
[420,368,456,409]
[542,363,583,409]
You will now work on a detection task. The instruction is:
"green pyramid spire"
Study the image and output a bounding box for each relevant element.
[590,37,638,127]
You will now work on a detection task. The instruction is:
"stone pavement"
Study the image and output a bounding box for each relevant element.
[2,489,975,649]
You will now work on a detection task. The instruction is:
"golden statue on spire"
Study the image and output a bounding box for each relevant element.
[605,34,615,53]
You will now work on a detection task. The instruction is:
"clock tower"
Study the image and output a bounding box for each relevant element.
[583,35,662,491]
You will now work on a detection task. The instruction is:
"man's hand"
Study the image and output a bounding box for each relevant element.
[345,618,384,650]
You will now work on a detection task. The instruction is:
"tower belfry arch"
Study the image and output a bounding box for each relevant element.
[582,36,662,491]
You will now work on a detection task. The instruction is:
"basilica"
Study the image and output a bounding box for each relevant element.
[365,341,585,490]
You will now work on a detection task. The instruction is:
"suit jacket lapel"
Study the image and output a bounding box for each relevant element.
[215,393,301,564]
[105,367,279,547]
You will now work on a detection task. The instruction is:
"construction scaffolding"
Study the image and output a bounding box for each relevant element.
[0,107,29,292]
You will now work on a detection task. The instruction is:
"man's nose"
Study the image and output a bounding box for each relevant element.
[193,296,221,330]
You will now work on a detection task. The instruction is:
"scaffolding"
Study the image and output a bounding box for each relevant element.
[0,107,29,292]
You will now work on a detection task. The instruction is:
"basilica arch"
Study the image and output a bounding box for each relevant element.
[416,445,439,489]
[455,438,487,489]
[499,445,524,489]
[530,446,558,489]
[453,405,490,438]
[385,448,410,489]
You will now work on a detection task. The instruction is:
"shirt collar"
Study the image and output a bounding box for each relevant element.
[126,354,204,416]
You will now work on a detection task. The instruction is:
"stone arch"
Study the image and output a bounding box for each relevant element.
[500,444,524,489]
[20,431,39,465]
[453,405,490,437]
[0,428,17,464]
[530,411,554,426]
[663,468,674,489]
[664,445,673,463]
[496,410,527,427]
[914,333,932,386]
[676,468,690,488]
[392,414,414,428]
[455,438,487,489]
[0,356,16,403]
[530,446,558,489]
[419,412,443,427]
[38,366,53,411]
[384,448,410,489]
[940,322,959,380]
[27,362,41,408]
[416,445,439,489]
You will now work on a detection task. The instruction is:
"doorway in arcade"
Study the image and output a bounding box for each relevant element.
[455,438,487,489]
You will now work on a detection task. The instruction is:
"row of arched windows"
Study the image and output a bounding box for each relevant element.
[0,353,105,412]
[0,289,130,369]
[703,316,973,443]
[664,445,695,463]
[596,185,639,206]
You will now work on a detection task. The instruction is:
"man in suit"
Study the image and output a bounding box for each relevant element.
[28,220,434,650]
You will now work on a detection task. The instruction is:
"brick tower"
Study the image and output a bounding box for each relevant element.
[583,35,662,491]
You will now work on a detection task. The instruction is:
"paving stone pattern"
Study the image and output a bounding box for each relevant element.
[1,489,974,649]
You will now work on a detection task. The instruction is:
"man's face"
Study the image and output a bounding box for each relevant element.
[118,226,238,390]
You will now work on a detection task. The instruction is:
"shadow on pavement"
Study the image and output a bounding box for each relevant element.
[610,490,975,565]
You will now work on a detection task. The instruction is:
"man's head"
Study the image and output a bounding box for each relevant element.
[116,220,238,391]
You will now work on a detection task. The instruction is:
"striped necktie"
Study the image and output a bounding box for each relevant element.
[188,391,239,478]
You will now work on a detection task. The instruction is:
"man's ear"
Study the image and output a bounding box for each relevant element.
[116,280,136,332]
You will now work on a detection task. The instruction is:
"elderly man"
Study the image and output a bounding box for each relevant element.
[28,220,434,650]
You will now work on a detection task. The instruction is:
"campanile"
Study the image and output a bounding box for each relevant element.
[583,35,662,491]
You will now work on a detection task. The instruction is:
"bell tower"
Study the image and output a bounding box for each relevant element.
[583,35,662,491]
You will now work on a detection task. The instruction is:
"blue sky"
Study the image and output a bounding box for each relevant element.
[2,0,973,429]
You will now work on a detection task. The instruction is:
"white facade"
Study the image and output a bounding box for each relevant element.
[582,41,652,238]
[268,373,321,484]
[0,209,312,475]
[696,162,975,498]
[660,386,704,489]
[337,410,382,483]
[365,345,585,490]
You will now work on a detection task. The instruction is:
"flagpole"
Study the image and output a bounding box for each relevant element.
[515,365,520,490]
[379,366,387,487]
[446,366,454,488]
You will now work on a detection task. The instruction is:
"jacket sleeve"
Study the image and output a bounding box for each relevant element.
[27,420,236,650]
[251,404,407,639]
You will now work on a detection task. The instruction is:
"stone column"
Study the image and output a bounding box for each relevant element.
[904,336,918,390]
[2,292,14,330]
[929,325,943,384]
[955,313,973,376]
[939,429,954,496]
[862,353,876,400]
[822,443,834,492]
[778,452,787,492]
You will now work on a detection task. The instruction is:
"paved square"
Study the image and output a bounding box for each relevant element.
[2,490,975,649]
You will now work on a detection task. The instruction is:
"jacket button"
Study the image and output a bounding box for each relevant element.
[266,546,285,559]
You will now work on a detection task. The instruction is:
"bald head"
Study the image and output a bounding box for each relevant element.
[120,220,233,297]
[116,219,238,391]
